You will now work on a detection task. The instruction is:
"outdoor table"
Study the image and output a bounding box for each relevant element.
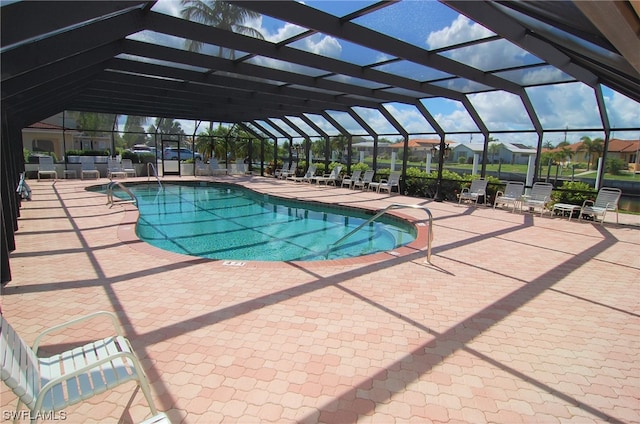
[552,203,582,221]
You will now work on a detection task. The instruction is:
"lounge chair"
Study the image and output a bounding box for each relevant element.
[195,160,210,176]
[37,156,57,181]
[289,164,317,183]
[80,157,100,180]
[121,158,137,177]
[341,170,362,189]
[208,159,228,175]
[493,181,525,212]
[353,170,374,190]
[520,182,553,216]
[578,187,621,225]
[0,311,158,423]
[107,158,127,180]
[278,162,297,179]
[458,178,488,206]
[370,171,401,194]
[313,165,342,185]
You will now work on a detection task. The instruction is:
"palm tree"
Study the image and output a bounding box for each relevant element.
[577,136,603,170]
[181,0,264,58]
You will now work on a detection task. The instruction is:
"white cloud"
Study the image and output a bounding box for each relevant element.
[606,90,640,129]
[426,15,493,50]
[468,91,533,131]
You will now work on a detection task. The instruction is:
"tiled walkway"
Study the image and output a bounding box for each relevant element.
[2,175,639,424]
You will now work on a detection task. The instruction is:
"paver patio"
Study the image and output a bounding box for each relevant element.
[2,175,639,424]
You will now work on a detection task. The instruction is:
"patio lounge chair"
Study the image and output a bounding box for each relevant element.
[353,170,374,190]
[520,182,553,216]
[578,187,621,225]
[341,170,362,189]
[195,160,210,176]
[208,158,228,175]
[369,171,401,194]
[313,165,342,185]
[121,158,137,177]
[107,158,127,180]
[277,162,297,179]
[80,157,100,180]
[289,164,317,183]
[493,181,525,212]
[0,311,158,423]
[37,156,57,181]
[458,178,488,206]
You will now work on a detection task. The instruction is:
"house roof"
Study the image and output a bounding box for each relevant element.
[550,138,640,153]
[388,139,442,149]
[454,142,536,154]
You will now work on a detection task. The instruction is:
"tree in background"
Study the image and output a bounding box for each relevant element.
[181,0,264,58]
[73,112,116,136]
[123,115,149,147]
[577,136,603,170]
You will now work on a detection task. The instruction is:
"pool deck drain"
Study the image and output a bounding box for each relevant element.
[2,175,639,424]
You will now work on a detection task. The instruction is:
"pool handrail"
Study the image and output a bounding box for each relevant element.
[146,162,162,188]
[106,181,137,208]
[327,203,434,264]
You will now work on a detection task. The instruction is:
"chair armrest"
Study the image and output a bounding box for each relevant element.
[495,190,504,198]
[32,311,124,354]
[36,343,144,413]
[460,188,469,194]
[581,199,594,208]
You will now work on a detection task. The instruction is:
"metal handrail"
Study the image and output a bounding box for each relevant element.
[106,181,137,208]
[327,203,434,263]
[147,162,162,188]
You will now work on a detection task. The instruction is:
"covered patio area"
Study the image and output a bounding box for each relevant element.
[2,176,638,423]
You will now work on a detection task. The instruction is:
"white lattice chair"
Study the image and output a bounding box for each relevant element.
[1,311,159,423]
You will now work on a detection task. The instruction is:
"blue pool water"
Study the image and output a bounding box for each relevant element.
[109,182,416,261]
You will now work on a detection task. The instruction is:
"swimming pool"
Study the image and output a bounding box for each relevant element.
[107,182,416,261]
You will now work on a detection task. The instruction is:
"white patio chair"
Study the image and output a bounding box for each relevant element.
[210,159,229,175]
[37,156,57,181]
[353,170,374,190]
[520,182,553,216]
[80,157,100,180]
[121,158,137,177]
[493,181,525,212]
[107,158,127,180]
[195,160,210,176]
[578,187,622,225]
[289,164,317,183]
[370,171,401,194]
[0,311,159,423]
[313,165,342,185]
[278,162,297,179]
[341,170,362,189]
[458,178,488,206]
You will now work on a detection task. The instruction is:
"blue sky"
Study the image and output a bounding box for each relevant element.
[126,0,640,145]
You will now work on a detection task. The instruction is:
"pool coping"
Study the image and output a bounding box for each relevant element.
[114,180,432,269]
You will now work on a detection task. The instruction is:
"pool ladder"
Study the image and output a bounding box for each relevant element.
[326,203,434,264]
[147,163,162,188]
[106,181,137,208]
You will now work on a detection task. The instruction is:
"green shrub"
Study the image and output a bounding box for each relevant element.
[552,181,594,205]
[606,158,626,175]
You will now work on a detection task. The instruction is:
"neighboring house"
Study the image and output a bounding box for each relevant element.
[388,138,457,160]
[21,121,78,161]
[22,115,111,162]
[550,138,639,171]
[452,142,536,165]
